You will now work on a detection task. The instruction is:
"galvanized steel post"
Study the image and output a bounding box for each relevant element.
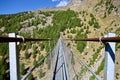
[9,33,20,80]
[104,33,116,80]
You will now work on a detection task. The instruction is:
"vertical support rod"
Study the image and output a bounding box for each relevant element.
[9,33,20,80]
[49,38,53,80]
[104,33,116,80]
[49,39,52,69]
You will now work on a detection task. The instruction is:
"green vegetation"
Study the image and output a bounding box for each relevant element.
[32,45,38,58]
[116,28,120,50]
[0,57,9,80]
[40,43,45,51]
[0,9,85,79]
[116,28,120,36]
[70,28,76,34]
[39,11,52,17]
[67,42,70,47]
[24,50,31,59]
[53,9,81,30]
[76,29,87,53]
[28,74,34,80]
[28,17,42,26]
[67,35,72,39]
[39,69,45,78]
[89,59,104,80]
[116,72,119,79]
[20,63,26,75]
[89,76,95,80]
[88,14,100,29]
[38,55,44,65]
[33,59,37,65]
[89,46,103,66]
[0,43,9,80]
[0,12,34,33]
[95,0,118,17]
[0,43,8,56]
[78,67,87,79]
[95,59,104,74]
[32,9,82,52]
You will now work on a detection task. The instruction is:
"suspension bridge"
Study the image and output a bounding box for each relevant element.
[0,32,120,80]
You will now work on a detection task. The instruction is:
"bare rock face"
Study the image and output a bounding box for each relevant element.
[0,27,5,32]
[68,0,83,6]
[113,0,120,15]
[67,0,87,9]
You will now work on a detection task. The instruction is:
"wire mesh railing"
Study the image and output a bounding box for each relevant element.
[0,32,119,80]
[70,49,101,80]
[61,38,101,80]
[21,38,59,80]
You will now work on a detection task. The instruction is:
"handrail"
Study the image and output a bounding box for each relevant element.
[70,37,120,42]
[0,36,54,42]
[1,34,118,80]
[1,36,120,43]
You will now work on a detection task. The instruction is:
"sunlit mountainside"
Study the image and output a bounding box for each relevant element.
[0,0,120,80]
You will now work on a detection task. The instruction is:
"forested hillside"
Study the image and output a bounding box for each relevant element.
[0,0,120,80]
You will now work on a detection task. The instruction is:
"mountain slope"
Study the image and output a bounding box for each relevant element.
[0,0,120,80]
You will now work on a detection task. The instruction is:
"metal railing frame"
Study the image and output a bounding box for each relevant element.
[0,32,119,80]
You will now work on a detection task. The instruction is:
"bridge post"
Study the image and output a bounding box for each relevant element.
[104,33,116,80]
[9,33,20,80]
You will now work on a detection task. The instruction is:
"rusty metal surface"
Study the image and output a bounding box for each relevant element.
[65,37,120,42]
[0,36,120,43]
[0,36,53,42]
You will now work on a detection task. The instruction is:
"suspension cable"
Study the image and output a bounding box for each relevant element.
[71,50,101,80]
[22,53,49,80]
